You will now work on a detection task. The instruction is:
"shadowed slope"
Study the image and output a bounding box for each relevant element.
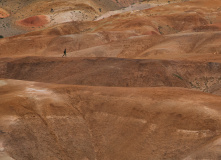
[0,57,220,94]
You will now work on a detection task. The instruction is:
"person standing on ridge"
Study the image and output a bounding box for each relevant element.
[62,48,67,57]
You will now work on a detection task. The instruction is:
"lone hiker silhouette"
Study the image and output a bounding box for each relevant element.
[62,48,67,57]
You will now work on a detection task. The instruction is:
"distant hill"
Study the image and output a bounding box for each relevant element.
[0,0,189,37]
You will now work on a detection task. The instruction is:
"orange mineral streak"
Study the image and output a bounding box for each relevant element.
[0,8,10,18]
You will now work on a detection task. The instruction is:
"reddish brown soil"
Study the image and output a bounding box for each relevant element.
[1,79,221,160]
[1,31,221,63]
[0,57,220,95]
[16,15,49,28]
[1,0,221,159]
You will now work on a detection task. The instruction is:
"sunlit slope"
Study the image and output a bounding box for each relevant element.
[1,0,221,62]
[1,0,170,37]
[1,79,221,160]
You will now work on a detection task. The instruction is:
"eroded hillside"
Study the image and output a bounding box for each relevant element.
[1,79,221,160]
[0,0,221,160]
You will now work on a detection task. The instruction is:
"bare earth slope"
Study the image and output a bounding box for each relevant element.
[1,0,221,63]
[1,0,221,160]
[1,79,221,160]
[0,0,159,37]
[0,57,221,95]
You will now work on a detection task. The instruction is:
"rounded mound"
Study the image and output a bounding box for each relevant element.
[16,15,49,28]
[0,8,10,18]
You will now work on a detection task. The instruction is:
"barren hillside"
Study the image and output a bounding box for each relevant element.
[1,79,221,160]
[0,0,221,160]
[0,57,220,95]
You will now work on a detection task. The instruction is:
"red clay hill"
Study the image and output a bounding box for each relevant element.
[16,15,50,29]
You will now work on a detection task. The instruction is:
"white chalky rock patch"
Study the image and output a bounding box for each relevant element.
[25,85,61,102]
[203,106,219,116]
[176,129,213,138]
[0,80,7,87]
[26,87,51,95]
[149,124,157,132]
[0,142,4,152]
[49,10,91,25]
[0,116,19,126]
[0,152,15,160]
[46,115,81,119]
[95,3,165,21]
